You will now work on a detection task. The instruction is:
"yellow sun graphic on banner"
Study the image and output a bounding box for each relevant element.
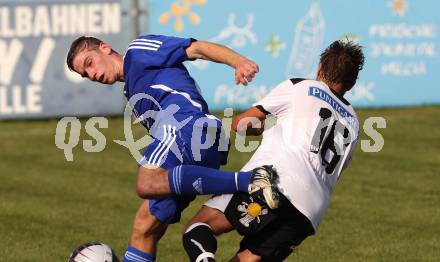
[159,0,207,32]
[388,0,408,17]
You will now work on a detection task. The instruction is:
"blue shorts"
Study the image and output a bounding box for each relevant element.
[140,117,229,224]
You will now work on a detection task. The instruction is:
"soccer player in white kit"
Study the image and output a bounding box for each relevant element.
[181,40,365,262]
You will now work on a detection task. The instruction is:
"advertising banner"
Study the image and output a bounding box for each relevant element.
[0,0,129,119]
[148,0,439,109]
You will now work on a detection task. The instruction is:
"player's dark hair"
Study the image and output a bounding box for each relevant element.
[318,40,365,92]
[66,36,103,71]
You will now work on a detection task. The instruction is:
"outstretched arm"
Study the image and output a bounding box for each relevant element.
[185,41,259,86]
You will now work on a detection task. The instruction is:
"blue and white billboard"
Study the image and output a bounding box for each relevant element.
[0,0,129,119]
[148,0,439,109]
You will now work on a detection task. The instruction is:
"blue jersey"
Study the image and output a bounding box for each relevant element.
[122,35,229,224]
[123,34,212,136]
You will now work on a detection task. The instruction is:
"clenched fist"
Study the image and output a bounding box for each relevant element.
[235,58,259,86]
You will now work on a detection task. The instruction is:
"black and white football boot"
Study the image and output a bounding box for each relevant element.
[248,165,280,209]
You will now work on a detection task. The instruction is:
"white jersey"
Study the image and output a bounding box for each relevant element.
[241,79,359,231]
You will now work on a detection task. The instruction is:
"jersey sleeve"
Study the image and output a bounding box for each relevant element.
[253,79,295,116]
[125,34,195,68]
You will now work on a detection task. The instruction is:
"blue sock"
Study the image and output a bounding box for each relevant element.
[168,165,252,195]
[123,245,155,262]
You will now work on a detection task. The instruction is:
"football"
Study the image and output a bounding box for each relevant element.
[68,242,119,262]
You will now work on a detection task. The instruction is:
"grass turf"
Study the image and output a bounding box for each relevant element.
[1,106,439,261]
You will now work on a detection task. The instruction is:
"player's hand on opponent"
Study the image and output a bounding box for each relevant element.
[235,58,259,86]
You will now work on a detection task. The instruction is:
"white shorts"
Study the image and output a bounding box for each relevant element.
[203,194,233,212]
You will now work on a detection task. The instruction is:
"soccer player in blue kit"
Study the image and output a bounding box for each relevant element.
[67,34,279,262]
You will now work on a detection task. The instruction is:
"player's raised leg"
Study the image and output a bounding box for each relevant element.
[136,165,280,209]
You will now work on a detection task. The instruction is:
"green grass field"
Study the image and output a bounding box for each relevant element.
[1,106,440,261]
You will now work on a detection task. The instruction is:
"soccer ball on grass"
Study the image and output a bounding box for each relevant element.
[68,242,119,262]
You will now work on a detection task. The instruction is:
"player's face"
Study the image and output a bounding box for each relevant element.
[72,43,121,84]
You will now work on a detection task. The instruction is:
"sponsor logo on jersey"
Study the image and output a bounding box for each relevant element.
[309,86,358,129]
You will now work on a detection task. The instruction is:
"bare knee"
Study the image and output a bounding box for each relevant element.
[131,203,167,246]
[132,212,158,239]
[136,166,170,199]
[132,216,166,243]
[231,250,261,262]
